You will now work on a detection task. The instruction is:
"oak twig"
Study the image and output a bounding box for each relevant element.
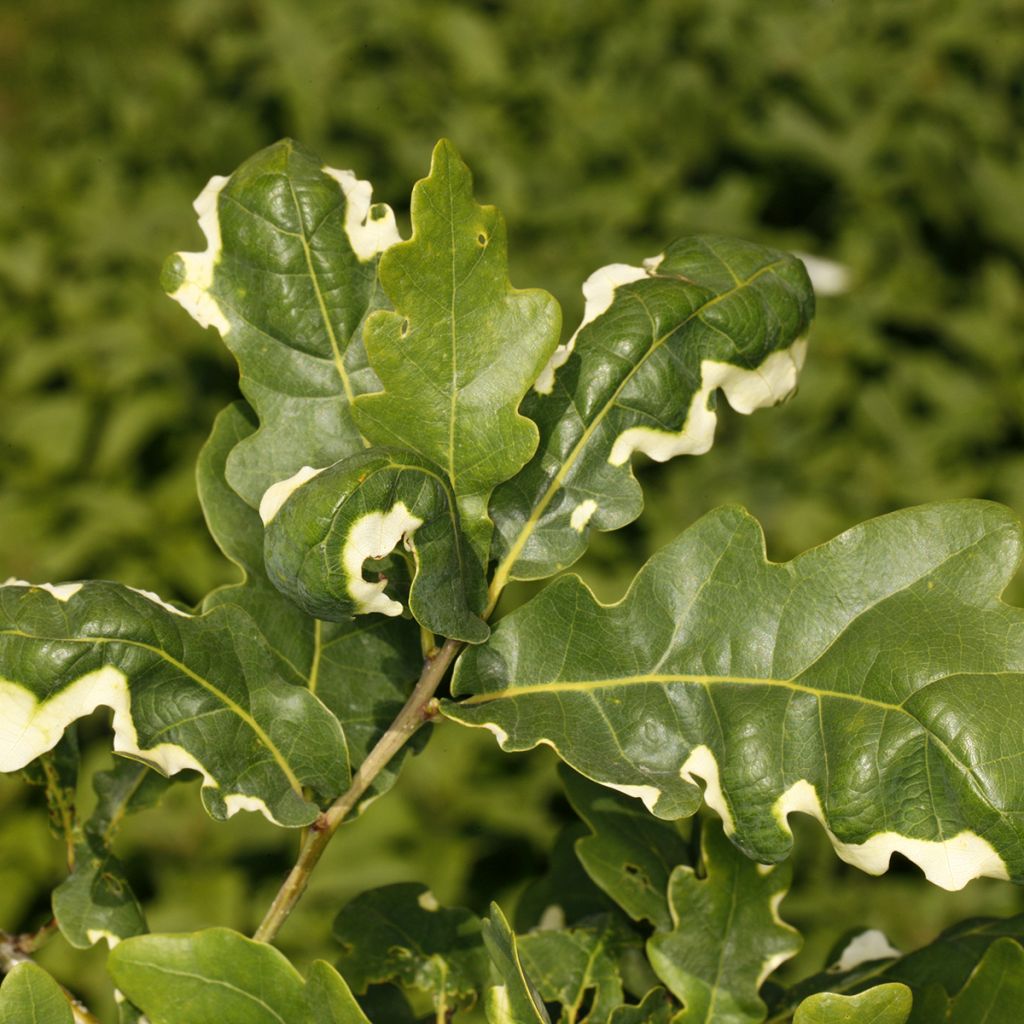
[253,636,463,943]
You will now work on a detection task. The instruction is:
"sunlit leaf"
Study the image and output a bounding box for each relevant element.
[489,235,813,587]
[447,501,1024,890]
[646,820,799,1023]
[0,580,347,827]
[353,139,561,563]
[163,139,400,508]
[263,447,488,642]
[792,984,912,1023]
[0,962,72,1024]
[483,903,552,1024]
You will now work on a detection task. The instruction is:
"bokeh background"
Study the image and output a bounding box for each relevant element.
[2,0,1024,1019]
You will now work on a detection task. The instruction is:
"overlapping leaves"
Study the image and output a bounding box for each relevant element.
[448,500,1024,890]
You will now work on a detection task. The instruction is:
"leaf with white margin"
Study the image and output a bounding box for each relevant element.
[483,903,552,1024]
[332,882,489,1017]
[108,927,369,1024]
[516,914,633,1024]
[946,938,1024,1023]
[53,758,170,949]
[792,985,912,1024]
[645,820,800,1024]
[0,962,73,1024]
[198,402,425,806]
[162,138,400,509]
[352,139,561,564]
[772,914,1024,1022]
[0,580,347,827]
[561,765,691,931]
[263,446,488,643]
[446,501,1024,890]
[489,235,813,587]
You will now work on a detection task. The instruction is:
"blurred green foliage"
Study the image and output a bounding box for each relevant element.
[4,0,1024,1019]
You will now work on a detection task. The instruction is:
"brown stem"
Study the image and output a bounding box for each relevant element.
[253,637,463,944]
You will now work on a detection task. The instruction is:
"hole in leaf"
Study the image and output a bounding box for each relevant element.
[477,232,488,246]
[624,863,641,877]
[577,987,597,1019]
[400,318,410,337]
[369,203,389,222]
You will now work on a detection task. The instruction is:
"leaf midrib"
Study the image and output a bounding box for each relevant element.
[1,629,303,795]
[488,257,787,602]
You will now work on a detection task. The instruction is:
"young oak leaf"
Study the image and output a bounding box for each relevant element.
[352,139,562,565]
[647,820,800,1024]
[791,984,912,1023]
[262,447,489,643]
[488,234,813,589]
[163,139,400,509]
[445,500,1024,890]
[0,580,347,828]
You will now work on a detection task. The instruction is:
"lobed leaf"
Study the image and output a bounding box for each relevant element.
[608,988,676,1024]
[647,820,800,1024]
[792,985,912,1024]
[197,401,425,805]
[561,765,691,931]
[0,580,347,827]
[0,962,72,1024]
[332,882,489,1016]
[262,447,488,642]
[163,139,400,509]
[489,235,813,586]
[352,139,562,564]
[446,501,1024,890]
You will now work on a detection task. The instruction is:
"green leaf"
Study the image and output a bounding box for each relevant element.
[164,139,400,508]
[109,927,314,1023]
[517,915,631,1024]
[0,580,347,827]
[561,765,691,931]
[332,882,489,1016]
[775,914,1024,1021]
[446,501,1024,889]
[946,938,1024,1024]
[646,820,799,1024]
[792,985,912,1024]
[489,235,813,586]
[53,758,170,949]
[20,730,79,846]
[197,401,424,806]
[483,903,552,1024]
[0,963,72,1024]
[353,139,561,563]
[263,447,488,643]
[608,988,676,1024]
[304,961,373,1024]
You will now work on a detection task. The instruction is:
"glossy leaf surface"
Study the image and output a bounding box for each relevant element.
[0,580,346,827]
[561,765,690,931]
[792,985,912,1023]
[353,139,561,562]
[647,821,799,1024]
[448,501,1024,889]
[489,235,813,585]
[164,138,399,508]
[197,402,424,806]
[263,447,488,642]
[0,963,72,1024]
[332,883,489,1016]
